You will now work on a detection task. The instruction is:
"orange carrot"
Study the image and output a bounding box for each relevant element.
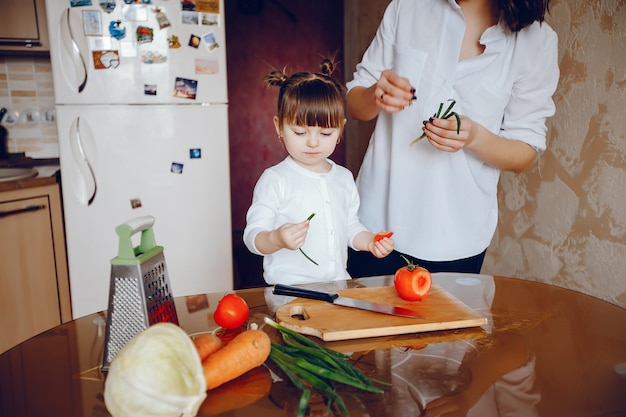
[202,329,271,390]
[193,333,223,362]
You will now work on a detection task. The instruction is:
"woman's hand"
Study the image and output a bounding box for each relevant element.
[422,114,476,153]
[376,70,416,113]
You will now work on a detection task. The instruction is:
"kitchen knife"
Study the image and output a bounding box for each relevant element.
[273,284,425,319]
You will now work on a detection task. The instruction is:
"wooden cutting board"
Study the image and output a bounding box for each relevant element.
[275,285,487,341]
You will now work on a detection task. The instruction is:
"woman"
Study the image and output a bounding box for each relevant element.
[346,0,559,276]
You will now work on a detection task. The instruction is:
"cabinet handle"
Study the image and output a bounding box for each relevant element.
[0,204,47,218]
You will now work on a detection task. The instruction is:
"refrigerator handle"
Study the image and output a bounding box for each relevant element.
[69,117,97,206]
[60,8,88,93]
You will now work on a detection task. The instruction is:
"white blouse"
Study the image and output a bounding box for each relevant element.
[244,157,369,285]
[346,0,559,261]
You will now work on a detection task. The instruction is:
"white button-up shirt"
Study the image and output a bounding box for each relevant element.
[346,0,559,261]
[244,157,369,285]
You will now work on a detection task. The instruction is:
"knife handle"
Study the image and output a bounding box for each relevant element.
[273,284,339,303]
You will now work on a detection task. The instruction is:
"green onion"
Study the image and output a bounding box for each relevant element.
[300,212,318,265]
[264,317,388,416]
[411,99,461,145]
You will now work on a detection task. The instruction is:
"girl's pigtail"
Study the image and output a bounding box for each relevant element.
[264,67,288,87]
[320,56,337,77]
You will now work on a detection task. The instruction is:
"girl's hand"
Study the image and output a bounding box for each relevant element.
[275,220,310,250]
[375,70,415,113]
[368,232,394,259]
[423,114,477,153]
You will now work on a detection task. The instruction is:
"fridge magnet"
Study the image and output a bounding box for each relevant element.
[202,32,218,52]
[130,198,142,209]
[99,0,116,12]
[195,0,218,14]
[188,34,200,48]
[71,0,92,7]
[184,294,209,313]
[167,35,181,49]
[1,109,18,127]
[194,58,218,75]
[181,11,199,25]
[171,162,184,174]
[173,77,198,99]
[124,0,152,4]
[181,0,196,11]
[189,148,201,159]
[153,7,171,29]
[144,84,157,95]
[92,50,120,69]
[141,50,167,64]
[108,20,126,40]
[82,10,102,36]
[136,26,154,44]
[201,13,219,26]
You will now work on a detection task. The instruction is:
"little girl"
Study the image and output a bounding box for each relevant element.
[243,58,394,286]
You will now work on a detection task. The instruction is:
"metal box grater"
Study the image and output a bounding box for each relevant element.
[102,215,179,371]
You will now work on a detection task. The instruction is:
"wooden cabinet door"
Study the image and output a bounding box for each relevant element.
[0,194,61,353]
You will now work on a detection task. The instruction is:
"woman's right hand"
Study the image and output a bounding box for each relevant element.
[375,69,415,113]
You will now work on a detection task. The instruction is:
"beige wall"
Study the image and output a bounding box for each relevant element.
[484,0,626,308]
[344,0,626,308]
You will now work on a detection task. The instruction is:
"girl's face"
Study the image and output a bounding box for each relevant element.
[274,116,345,173]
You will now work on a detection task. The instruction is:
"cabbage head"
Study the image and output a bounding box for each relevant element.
[104,322,207,417]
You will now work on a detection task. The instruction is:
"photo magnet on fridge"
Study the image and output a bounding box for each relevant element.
[188,34,201,48]
[82,10,102,36]
[189,148,201,159]
[173,77,198,99]
[171,162,184,174]
[71,0,92,7]
[202,32,218,52]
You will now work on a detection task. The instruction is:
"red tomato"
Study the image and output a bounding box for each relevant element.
[213,294,249,329]
[394,256,432,301]
[374,231,394,242]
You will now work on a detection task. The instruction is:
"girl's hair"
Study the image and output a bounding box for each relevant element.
[264,57,346,130]
[497,0,551,32]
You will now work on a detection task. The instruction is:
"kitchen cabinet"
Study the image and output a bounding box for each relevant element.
[0,0,49,53]
[0,182,71,354]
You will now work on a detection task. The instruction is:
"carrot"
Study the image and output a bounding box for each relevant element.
[193,333,223,362]
[202,329,271,390]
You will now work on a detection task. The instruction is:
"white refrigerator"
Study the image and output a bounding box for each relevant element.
[45,0,233,318]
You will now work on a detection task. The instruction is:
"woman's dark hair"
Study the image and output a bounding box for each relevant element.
[264,56,346,130]
[497,0,551,32]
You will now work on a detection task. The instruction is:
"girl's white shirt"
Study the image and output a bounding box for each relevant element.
[244,157,369,285]
[346,0,559,261]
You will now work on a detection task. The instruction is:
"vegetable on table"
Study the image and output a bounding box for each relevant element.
[193,333,223,362]
[394,255,432,301]
[374,231,394,242]
[299,212,318,266]
[103,323,206,417]
[411,99,461,145]
[213,293,250,329]
[202,329,271,390]
[264,317,389,417]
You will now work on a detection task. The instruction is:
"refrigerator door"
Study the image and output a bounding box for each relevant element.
[57,104,233,318]
[45,0,227,104]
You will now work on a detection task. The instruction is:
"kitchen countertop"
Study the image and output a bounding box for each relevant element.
[0,156,60,192]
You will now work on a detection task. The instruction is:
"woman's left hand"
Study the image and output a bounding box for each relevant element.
[423,114,475,153]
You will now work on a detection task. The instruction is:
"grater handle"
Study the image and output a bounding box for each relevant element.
[115,215,157,260]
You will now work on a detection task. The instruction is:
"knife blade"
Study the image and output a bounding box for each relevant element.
[273,284,424,319]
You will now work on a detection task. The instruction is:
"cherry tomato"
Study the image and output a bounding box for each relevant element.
[213,294,249,329]
[394,256,432,301]
[374,231,394,241]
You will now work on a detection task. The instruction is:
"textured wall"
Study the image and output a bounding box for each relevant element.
[482,0,626,308]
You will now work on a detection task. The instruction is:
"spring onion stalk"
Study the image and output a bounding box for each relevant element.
[411,99,461,145]
[264,317,387,416]
[299,212,318,265]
